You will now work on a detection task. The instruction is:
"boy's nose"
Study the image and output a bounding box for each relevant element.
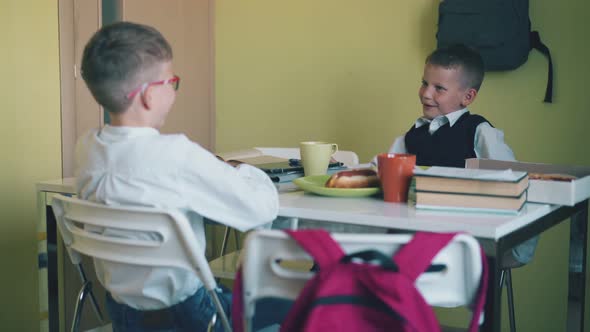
[420,87,432,99]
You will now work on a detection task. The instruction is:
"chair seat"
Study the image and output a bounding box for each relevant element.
[210,250,242,280]
[85,323,112,332]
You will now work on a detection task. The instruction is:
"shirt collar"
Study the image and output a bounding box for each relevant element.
[414,108,468,129]
[99,125,159,141]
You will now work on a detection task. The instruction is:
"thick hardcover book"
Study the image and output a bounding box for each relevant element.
[414,166,529,197]
[416,190,527,214]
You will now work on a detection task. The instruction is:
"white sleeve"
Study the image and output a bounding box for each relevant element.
[371,135,407,167]
[474,123,516,161]
[179,141,279,232]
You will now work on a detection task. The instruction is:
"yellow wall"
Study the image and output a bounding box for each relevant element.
[1,0,588,331]
[0,1,62,331]
[216,0,590,331]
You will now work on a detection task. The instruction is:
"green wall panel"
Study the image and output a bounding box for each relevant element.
[0,1,62,331]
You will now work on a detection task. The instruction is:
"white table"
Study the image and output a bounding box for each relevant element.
[277,190,588,332]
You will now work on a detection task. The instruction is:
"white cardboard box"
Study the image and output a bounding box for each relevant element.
[465,158,590,206]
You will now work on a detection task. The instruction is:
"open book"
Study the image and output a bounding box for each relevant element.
[216,148,287,165]
[217,148,346,183]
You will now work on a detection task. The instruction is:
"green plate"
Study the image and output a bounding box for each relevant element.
[293,175,381,197]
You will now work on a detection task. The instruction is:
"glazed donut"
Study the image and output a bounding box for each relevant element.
[325,169,380,189]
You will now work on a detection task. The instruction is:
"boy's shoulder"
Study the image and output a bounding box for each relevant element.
[155,132,190,144]
[450,110,490,123]
[155,133,214,160]
[464,112,490,123]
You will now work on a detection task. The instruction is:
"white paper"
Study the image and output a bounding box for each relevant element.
[413,166,527,182]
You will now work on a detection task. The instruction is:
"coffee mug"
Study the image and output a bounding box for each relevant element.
[377,153,416,202]
[300,141,338,176]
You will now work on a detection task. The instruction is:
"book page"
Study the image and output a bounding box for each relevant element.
[216,148,289,165]
[216,148,263,161]
[234,155,288,165]
[414,166,527,182]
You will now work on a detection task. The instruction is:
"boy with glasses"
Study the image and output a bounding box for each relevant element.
[78,21,279,331]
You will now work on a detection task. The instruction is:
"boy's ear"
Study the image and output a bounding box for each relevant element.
[140,86,154,110]
[461,88,478,107]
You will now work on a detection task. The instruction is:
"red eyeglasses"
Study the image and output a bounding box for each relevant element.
[126,75,181,99]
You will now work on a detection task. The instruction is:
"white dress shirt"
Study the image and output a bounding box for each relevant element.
[75,125,279,309]
[373,108,515,165]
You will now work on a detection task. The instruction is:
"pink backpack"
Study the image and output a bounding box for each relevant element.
[233,230,488,332]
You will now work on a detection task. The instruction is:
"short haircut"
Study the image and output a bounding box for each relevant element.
[426,44,485,91]
[81,21,173,113]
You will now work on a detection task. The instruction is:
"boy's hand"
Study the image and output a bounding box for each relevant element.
[226,159,244,168]
[215,155,243,167]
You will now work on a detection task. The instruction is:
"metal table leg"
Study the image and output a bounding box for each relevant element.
[567,200,588,332]
[482,255,503,332]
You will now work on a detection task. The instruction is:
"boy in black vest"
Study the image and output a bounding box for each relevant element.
[378,44,537,265]
[394,44,515,167]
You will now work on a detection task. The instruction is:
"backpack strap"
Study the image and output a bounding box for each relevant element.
[467,247,489,332]
[530,30,553,103]
[393,232,456,282]
[231,268,245,332]
[285,229,345,268]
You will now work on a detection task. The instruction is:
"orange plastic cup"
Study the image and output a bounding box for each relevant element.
[377,153,416,203]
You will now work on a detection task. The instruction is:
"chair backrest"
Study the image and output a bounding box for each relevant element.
[254,147,360,167]
[51,194,218,293]
[333,150,359,167]
[52,194,233,332]
[241,230,482,324]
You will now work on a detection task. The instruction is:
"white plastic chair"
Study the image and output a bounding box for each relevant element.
[240,230,483,331]
[51,194,232,332]
[210,147,360,281]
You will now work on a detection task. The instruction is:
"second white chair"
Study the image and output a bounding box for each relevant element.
[239,230,484,332]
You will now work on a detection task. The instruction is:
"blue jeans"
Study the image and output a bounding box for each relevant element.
[106,287,231,332]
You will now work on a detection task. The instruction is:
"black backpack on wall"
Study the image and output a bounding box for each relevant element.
[436,0,553,103]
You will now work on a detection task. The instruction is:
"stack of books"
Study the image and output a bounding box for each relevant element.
[413,166,529,214]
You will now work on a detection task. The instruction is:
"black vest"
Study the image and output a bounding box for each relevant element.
[405,112,491,167]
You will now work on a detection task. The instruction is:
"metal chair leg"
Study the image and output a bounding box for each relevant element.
[506,269,517,332]
[72,281,91,332]
[75,264,105,324]
[234,229,240,250]
[207,312,217,332]
[208,289,232,332]
[215,227,233,283]
[219,227,231,257]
